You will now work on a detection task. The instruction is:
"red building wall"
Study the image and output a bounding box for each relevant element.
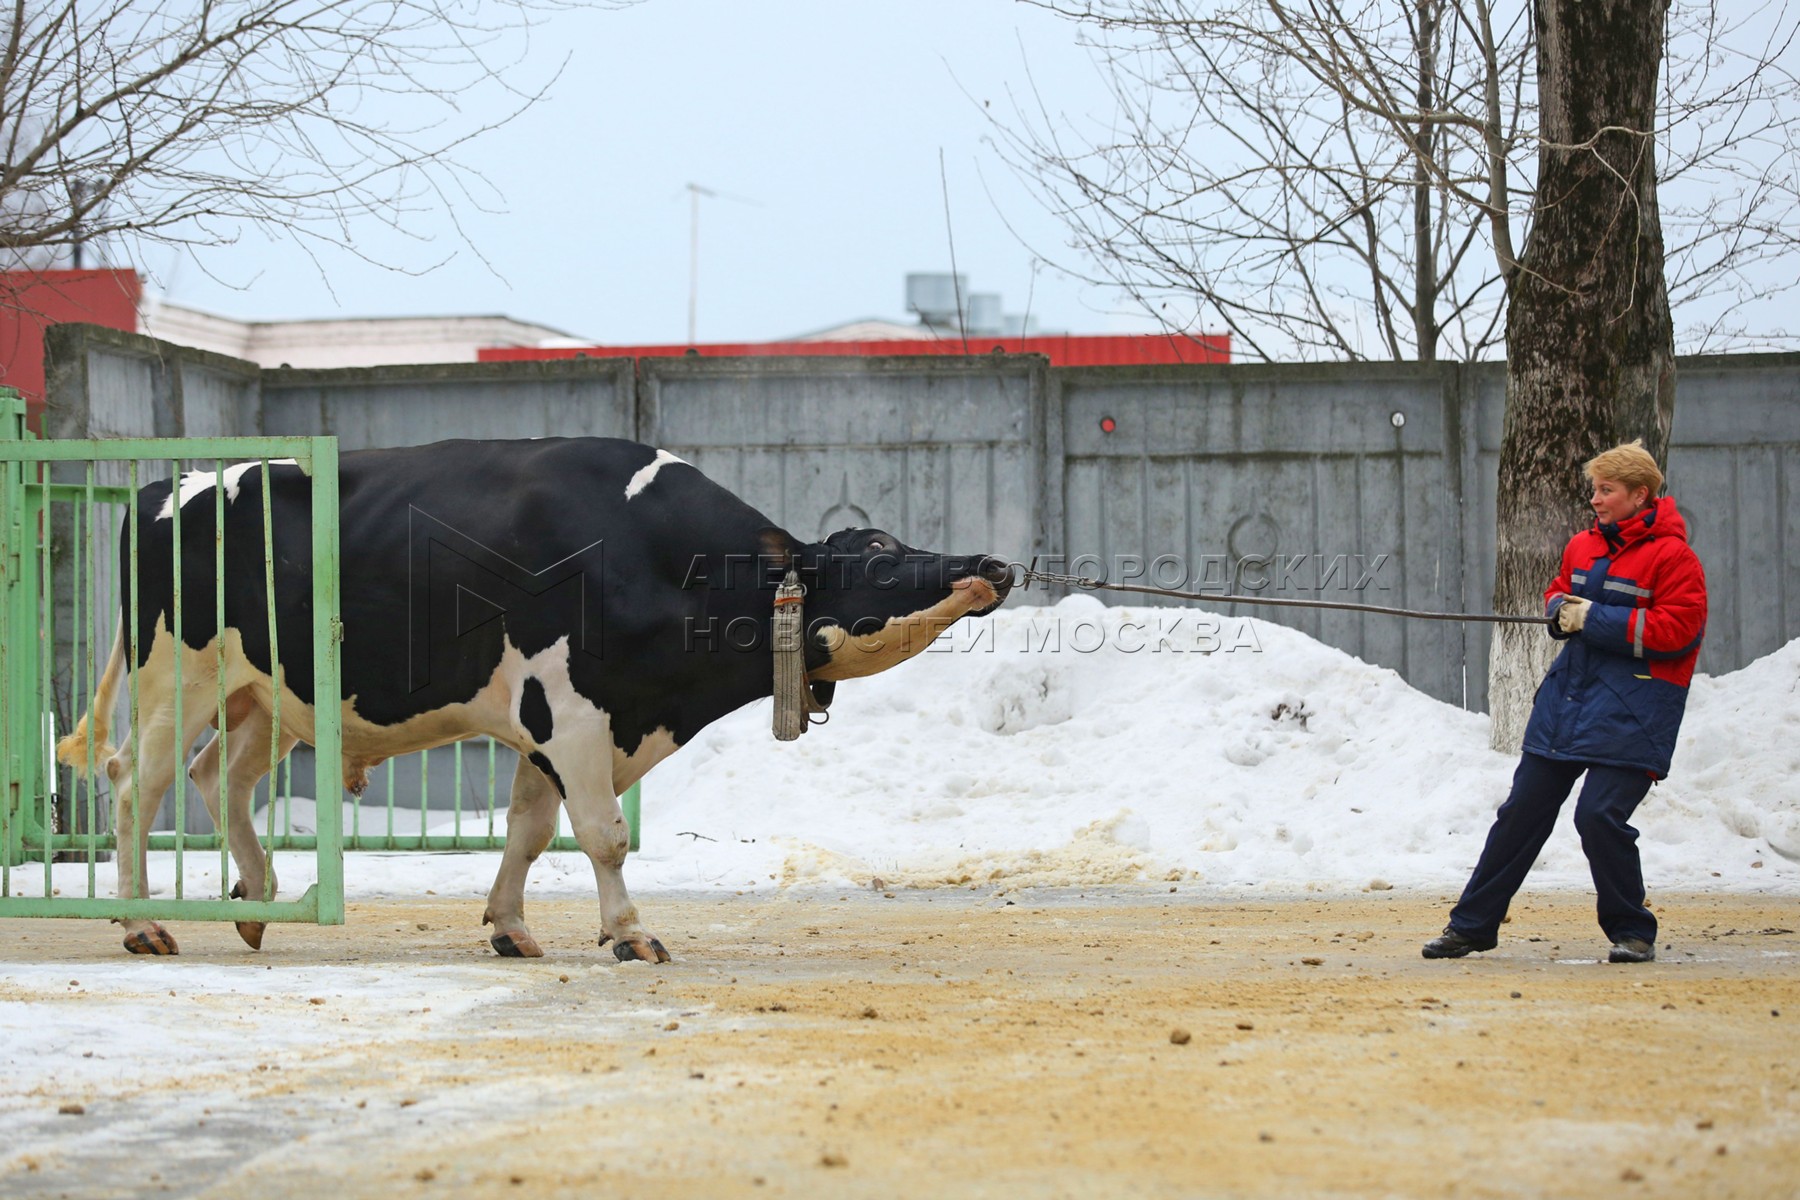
[0,270,142,429]
[479,331,1229,368]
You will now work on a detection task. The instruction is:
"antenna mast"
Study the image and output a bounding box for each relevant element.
[686,183,715,345]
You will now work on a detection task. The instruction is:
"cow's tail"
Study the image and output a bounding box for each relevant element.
[56,615,125,768]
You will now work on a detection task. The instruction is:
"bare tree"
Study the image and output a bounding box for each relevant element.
[991,1,1798,362]
[0,0,630,304]
[992,0,1797,745]
[1657,2,1800,354]
[989,0,1535,362]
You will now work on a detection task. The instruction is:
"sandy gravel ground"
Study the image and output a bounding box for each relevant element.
[3,888,1797,1199]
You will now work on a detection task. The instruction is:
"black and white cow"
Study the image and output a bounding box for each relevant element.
[57,438,1012,959]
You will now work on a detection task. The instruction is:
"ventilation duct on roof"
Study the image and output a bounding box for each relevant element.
[905,272,966,329]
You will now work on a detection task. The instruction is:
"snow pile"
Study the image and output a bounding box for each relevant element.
[621,597,1798,897]
[1659,641,1800,864]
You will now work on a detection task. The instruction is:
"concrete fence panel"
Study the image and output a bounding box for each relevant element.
[638,356,1052,562]
[259,358,635,449]
[1055,363,1469,705]
[44,324,260,442]
[1652,355,1800,677]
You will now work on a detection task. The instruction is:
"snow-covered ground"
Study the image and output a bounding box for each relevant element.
[11,598,1796,904]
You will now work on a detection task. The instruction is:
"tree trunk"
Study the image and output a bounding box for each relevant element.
[1413,0,1439,364]
[1489,0,1677,751]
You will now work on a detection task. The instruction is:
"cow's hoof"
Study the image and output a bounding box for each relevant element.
[123,927,179,956]
[611,936,671,964]
[227,881,266,950]
[491,931,544,958]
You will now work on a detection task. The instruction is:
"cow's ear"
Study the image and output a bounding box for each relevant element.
[758,527,802,570]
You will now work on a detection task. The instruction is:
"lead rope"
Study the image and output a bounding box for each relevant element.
[772,569,831,741]
[1016,561,1549,625]
[775,560,1541,743]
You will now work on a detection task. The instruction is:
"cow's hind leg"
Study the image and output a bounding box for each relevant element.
[188,699,298,949]
[482,756,563,958]
[560,771,668,964]
[107,690,215,956]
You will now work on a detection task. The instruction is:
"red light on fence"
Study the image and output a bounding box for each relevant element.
[1099,416,1117,433]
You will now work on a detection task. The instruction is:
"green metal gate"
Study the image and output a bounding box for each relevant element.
[0,390,346,923]
[1,391,640,925]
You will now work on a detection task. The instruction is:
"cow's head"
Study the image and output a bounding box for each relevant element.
[761,527,1013,682]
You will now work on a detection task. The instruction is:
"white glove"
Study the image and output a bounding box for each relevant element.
[1555,595,1590,633]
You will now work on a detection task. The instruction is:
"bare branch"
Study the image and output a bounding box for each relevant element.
[990,0,1798,359]
[0,0,635,287]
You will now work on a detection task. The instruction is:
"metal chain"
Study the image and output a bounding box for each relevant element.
[1014,564,1547,626]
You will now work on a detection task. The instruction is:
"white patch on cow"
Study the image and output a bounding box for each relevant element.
[489,636,678,792]
[505,638,603,746]
[614,727,680,793]
[155,459,299,521]
[499,638,621,798]
[623,449,688,501]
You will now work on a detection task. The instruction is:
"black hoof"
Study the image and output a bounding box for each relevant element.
[491,932,544,958]
[124,929,179,955]
[612,937,671,964]
[229,880,245,900]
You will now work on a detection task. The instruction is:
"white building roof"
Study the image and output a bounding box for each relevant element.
[784,317,938,342]
[138,298,580,369]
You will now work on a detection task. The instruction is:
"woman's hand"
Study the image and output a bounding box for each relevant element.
[1554,595,1591,633]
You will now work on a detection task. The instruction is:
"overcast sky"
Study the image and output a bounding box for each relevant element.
[152,0,1148,345]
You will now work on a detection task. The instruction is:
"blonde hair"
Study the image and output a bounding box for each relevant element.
[1584,439,1664,496]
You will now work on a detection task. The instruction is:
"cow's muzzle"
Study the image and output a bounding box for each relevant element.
[952,555,1014,613]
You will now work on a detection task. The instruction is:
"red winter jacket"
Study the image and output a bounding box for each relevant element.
[1523,495,1708,778]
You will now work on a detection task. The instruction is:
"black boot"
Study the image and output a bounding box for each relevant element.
[1421,925,1497,959]
[1608,937,1655,963]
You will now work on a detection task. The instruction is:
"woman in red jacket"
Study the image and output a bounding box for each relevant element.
[1424,440,1708,964]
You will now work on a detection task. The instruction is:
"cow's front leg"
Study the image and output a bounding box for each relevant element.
[561,771,668,964]
[189,701,298,950]
[482,755,563,958]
